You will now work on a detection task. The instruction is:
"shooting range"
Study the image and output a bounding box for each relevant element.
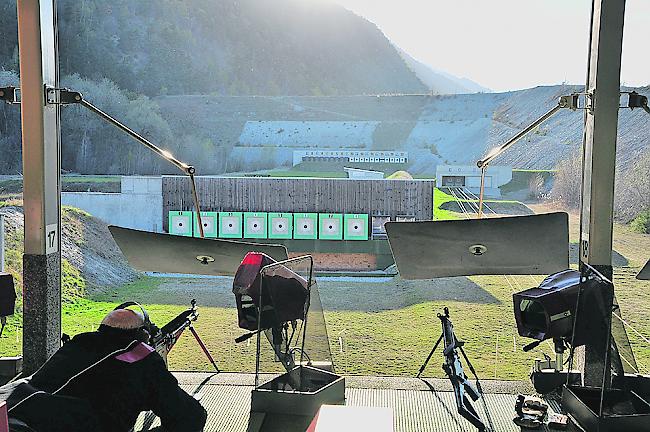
[0,0,649,431]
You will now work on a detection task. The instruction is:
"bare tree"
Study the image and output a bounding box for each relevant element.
[551,149,582,208]
[528,173,545,200]
[615,150,650,224]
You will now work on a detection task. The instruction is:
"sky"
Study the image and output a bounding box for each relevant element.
[329,0,650,92]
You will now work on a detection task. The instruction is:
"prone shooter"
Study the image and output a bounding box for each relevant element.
[0,299,215,432]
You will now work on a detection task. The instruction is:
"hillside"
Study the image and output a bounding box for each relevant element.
[0,0,426,97]
[0,0,431,175]
[155,85,650,174]
[0,3,648,178]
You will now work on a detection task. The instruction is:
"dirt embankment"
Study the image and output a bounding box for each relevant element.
[288,252,376,271]
[1,205,137,293]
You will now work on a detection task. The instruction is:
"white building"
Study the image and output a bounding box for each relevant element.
[293,150,408,166]
[435,165,512,197]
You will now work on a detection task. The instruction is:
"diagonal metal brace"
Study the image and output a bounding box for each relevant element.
[40,86,206,236]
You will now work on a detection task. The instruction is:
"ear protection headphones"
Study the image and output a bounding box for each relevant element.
[112,301,160,344]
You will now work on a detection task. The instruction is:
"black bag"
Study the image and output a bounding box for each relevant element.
[233,252,308,331]
[0,273,16,317]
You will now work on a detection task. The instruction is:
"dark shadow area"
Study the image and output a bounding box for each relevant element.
[419,379,464,429]
[318,276,501,311]
[96,274,500,312]
[569,243,628,267]
[440,200,534,216]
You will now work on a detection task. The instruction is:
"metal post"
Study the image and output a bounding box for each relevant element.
[578,0,626,387]
[477,167,486,219]
[579,0,625,279]
[17,0,62,373]
[189,173,205,238]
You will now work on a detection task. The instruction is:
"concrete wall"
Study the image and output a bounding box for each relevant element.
[62,176,162,232]
[240,121,379,148]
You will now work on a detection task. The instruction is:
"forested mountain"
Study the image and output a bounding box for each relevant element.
[0,0,431,174]
[0,0,426,96]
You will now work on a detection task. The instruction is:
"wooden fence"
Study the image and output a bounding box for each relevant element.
[162,176,434,231]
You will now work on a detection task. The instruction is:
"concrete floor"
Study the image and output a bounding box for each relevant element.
[135,373,574,432]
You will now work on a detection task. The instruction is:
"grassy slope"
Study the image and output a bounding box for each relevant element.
[434,187,526,220]
[434,188,461,220]
[0,275,556,378]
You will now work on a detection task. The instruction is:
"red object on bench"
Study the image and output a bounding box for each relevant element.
[0,401,9,432]
[306,405,394,432]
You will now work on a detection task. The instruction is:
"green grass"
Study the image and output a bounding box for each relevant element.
[1,202,648,381]
[435,186,533,219]
[0,275,558,379]
[3,263,649,380]
[1,176,120,195]
[264,169,436,180]
[434,188,461,220]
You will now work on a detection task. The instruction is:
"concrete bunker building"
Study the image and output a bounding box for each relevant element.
[436,164,512,197]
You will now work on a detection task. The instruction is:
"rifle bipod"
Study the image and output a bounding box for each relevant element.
[188,325,220,373]
[151,300,221,373]
[415,307,494,432]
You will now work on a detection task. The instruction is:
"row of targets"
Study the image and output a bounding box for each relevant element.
[168,211,369,240]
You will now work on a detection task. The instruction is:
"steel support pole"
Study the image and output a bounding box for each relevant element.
[17,0,62,373]
[579,0,625,278]
[578,0,625,388]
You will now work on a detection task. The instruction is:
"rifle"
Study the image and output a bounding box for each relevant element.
[150,299,220,372]
[417,307,493,432]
